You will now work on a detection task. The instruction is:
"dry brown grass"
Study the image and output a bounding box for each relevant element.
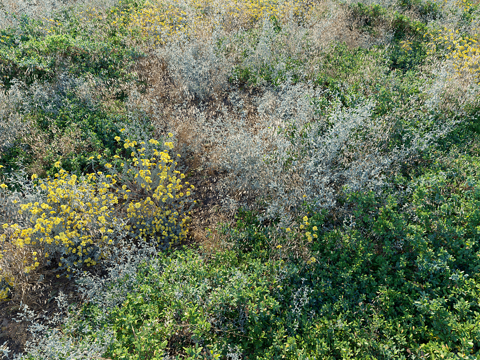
[308,0,370,50]
[128,49,268,254]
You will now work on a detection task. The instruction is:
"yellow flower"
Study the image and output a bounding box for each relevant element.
[276,245,282,249]
[31,174,38,180]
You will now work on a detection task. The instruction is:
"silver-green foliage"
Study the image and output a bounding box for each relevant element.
[156,15,464,224]
[188,78,453,224]
[160,26,233,102]
[0,82,30,155]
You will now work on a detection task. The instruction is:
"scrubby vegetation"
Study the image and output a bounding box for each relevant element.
[1,0,480,358]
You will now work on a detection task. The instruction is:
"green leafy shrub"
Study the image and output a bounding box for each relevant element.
[349,3,389,36]
[0,7,144,90]
[313,42,387,106]
[213,156,480,358]
[295,155,480,358]
[0,73,149,181]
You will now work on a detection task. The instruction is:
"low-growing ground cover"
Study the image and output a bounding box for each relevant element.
[1,0,480,358]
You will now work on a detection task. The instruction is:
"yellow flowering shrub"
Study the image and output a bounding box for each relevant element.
[36,0,318,54]
[427,26,480,82]
[126,0,315,44]
[117,136,194,250]
[426,0,480,82]
[0,137,193,301]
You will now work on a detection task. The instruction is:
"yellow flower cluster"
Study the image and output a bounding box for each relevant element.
[302,216,318,243]
[120,136,194,248]
[0,170,118,283]
[126,0,313,44]
[426,0,480,82]
[0,274,14,301]
[427,26,480,83]
[275,215,319,264]
[436,0,475,12]
[0,33,11,44]
[34,0,317,48]
[0,138,193,301]
[400,39,413,53]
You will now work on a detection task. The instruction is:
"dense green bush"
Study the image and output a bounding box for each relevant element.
[0,77,131,179]
[218,149,480,358]
[0,12,143,91]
